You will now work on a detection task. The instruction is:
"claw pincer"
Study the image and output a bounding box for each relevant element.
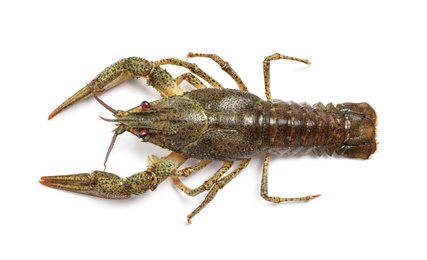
[47,57,163,120]
[40,170,159,199]
[40,152,188,199]
[40,172,131,199]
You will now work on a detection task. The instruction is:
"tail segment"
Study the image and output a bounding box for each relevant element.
[267,100,377,159]
[335,102,377,159]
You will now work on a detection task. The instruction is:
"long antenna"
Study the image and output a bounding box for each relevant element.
[103,130,119,171]
[90,90,120,171]
[92,91,118,114]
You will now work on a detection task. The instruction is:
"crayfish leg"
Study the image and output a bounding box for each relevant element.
[171,161,234,196]
[260,153,321,203]
[263,53,311,100]
[187,52,248,92]
[155,58,223,89]
[172,160,212,177]
[175,73,207,90]
[185,159,250,224]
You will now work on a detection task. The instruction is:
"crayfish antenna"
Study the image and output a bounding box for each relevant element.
[92,91,118,114]
[103,131,118,171]
[103,127,126,170]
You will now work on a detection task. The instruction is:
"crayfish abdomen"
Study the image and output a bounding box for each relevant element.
[264,99,376,159]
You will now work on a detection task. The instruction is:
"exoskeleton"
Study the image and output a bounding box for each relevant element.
[40,53,377,223]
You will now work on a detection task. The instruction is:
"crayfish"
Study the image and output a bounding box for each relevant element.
[40,53,377,223]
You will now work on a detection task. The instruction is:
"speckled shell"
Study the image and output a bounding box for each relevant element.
[264,100,377,159]
[145,88,376,161]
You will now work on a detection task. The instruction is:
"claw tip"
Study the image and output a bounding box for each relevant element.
[39,178,49,187]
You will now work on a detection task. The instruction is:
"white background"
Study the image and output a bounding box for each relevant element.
[1,1,426,259]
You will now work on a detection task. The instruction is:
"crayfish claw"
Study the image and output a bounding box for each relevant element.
[48,82,95,120]
[48,58,133,120]
[40,171,131,199]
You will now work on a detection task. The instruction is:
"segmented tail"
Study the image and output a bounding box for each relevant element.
[265,100,377,159]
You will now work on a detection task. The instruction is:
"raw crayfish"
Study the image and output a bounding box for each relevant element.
[40,53,377,223]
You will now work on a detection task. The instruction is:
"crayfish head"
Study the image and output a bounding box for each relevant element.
[103,94,207,152]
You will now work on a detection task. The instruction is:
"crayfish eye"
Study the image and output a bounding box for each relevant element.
[141,101,150,110]
[138,129,149,141]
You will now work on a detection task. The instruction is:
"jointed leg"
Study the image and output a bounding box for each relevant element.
[172,160,212,177]
[171,161,234,196]
[188,52,248,91]
[186,159,251,224]
[261,153,321,202]
[175,73,207,90]
[263,53,311,100]
[155,58,223,89]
